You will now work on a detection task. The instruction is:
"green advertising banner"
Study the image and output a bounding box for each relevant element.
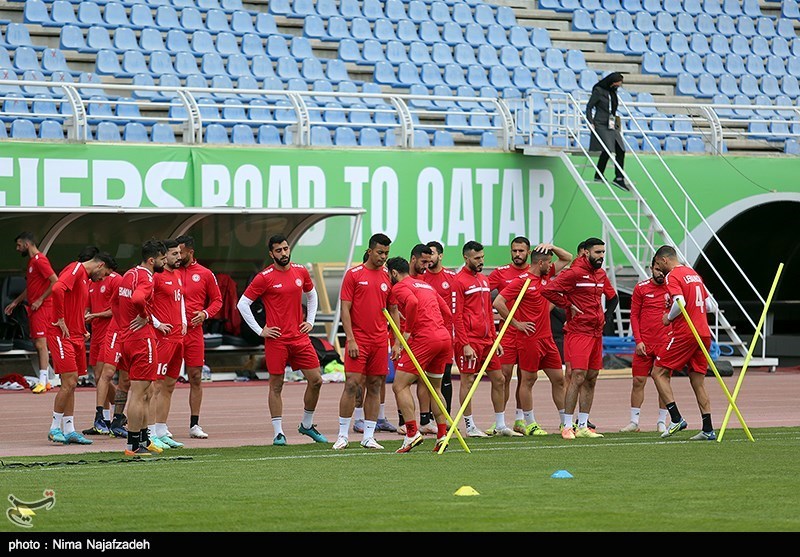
[1,143,798,270]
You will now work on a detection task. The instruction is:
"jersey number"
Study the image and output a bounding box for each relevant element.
[695,285,705,314]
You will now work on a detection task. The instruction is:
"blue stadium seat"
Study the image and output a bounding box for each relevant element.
[696,73,718,97]
[150,122,176,143]
[705,53,725,76]
[690,34,710,57]
[606,30,628,53]
[725,54,746,77]
[39,119,64,140]
[332,126,356,146]
[213,32,237,57]
[432,130,454,147]
[675,73,699,96]
[466,65,489,88]
[478,44,500,67]
[22,70,49,96]
[204,123,229,143]
[122,122,148,142]
[703,0,723,16]
[499,45,523,69]
[10,119,36,140]
[386,40,410,65]
[662,52,683,77]
[641,51,663,74]
[489,66,513,89]
[534,67,556,90]
[355,127,379,147]
[360,40,384,65]
[254,124,280,145]
[663,136,683,152]
[578,68,598,90]
[781,75,800,97]
[717,15,736,37]
[718,73,740,97]
[95,121,121,141]
[229,123,254,144]
[267,35,291,60]
[709,35,730,57]
[544,48,566,70]
[487,24,510,48]
[740,74,760,98]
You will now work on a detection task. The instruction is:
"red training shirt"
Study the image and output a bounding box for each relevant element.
[339,264,393,345]
[49,261,89,337]
[243,263,314,342]
[665,264,711,338]
[152,268,184,342]
[630,277,670,347]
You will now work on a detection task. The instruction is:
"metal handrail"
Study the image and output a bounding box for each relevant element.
[0,79,515,149]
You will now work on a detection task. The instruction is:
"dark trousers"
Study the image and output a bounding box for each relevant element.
[595,142,625,179]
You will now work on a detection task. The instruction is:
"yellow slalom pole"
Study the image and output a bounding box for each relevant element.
[676,299,753,442]
[718,263,783,442]
[438,278,531,454]
[383,309,471,453]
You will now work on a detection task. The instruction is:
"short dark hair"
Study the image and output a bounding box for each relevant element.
[584,237,605,249]
[531,250,552,263]
[410,243,432,259]
[511,236,530,248]
[386,256,409,275]
[94,251,116,269]
[142,239,166,261]
[15,232,36,244]
[362,250,369,263]
[655,245,678,260]
[77,245,100,262]
[175,235,194,249]
[651,255,657,268]
[368,233,392,249]
[268,234,288,251]
[163,238,179,250]
[577,240,587,252]
[462,240,483,255]
[426,240,444,255]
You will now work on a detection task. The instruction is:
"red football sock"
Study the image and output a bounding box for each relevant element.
[406,420,418,437]
[437,422,447,438]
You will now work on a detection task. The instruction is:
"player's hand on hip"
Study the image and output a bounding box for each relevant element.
[514,320,536,335]
[54,318,69,338]
[463,344,477,363]
[635,342,647,357]
[261,326,281,339]
[299,321,313,334]
[662,314,671,326]
[130,315,148,332]
[570,304,583,318]
[390,342,402,361]
[190,311,206,326]
[157,323,173,335]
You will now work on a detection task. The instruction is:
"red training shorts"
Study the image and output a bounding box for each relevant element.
[102,329,122,367]
[27,306,51,339]
[632,343,665,377]
[498,330,519,366]
[656,335,710,375]
[455,340,500,374]
[565,333,603,371]
[88,318,110,367]
[396,336,453,377]
[183,326,205,368]
[517,336,563,373]
[264,336,320,375]
[344,339,389,376]
[156,339,184,380]
[47,335,87,376]
[119,337,159,382]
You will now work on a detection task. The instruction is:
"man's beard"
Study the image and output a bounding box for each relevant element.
[589,256,603,269]
[275,256,290,266]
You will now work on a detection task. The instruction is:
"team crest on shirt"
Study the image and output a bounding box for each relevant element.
[28,266,32,273]
[381,283,388,292]
[295,278,302,287]
[192,274,201,282]
[442,281,449,289]
[100,285,106,293]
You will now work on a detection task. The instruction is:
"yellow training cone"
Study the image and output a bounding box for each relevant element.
[454,486,480,496]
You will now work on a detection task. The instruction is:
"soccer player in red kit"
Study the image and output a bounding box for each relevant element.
[117,240,167,456]
[620,258,670,433]
[85,252,119,435]
[387,256,454,454]
[5,232,57,394]
[333,233,397,450]
[148,239,187,450]
[176,235,222,439]
[237,234,328,446]
[422,241,457,414]
[98,268,129,439]
[47,252,114,445]
[493,243,572,437]
[651,245,719,441]
[453,241,513,438]
[487,236,531,434]
[542,237,616,440]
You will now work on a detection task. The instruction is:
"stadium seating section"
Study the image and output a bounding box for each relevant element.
[0,0,797,152]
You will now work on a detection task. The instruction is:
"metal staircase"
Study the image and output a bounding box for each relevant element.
[516,91,778,368]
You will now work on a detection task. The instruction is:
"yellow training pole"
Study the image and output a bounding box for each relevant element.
[718,263,783,442]
[676,299,753,442]
[438,278,531,454]
[383,309,471,453]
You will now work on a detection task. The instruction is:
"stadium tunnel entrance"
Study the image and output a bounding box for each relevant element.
[692,200,799,364]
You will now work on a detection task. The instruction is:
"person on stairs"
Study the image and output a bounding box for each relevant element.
[586,72,629,191]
